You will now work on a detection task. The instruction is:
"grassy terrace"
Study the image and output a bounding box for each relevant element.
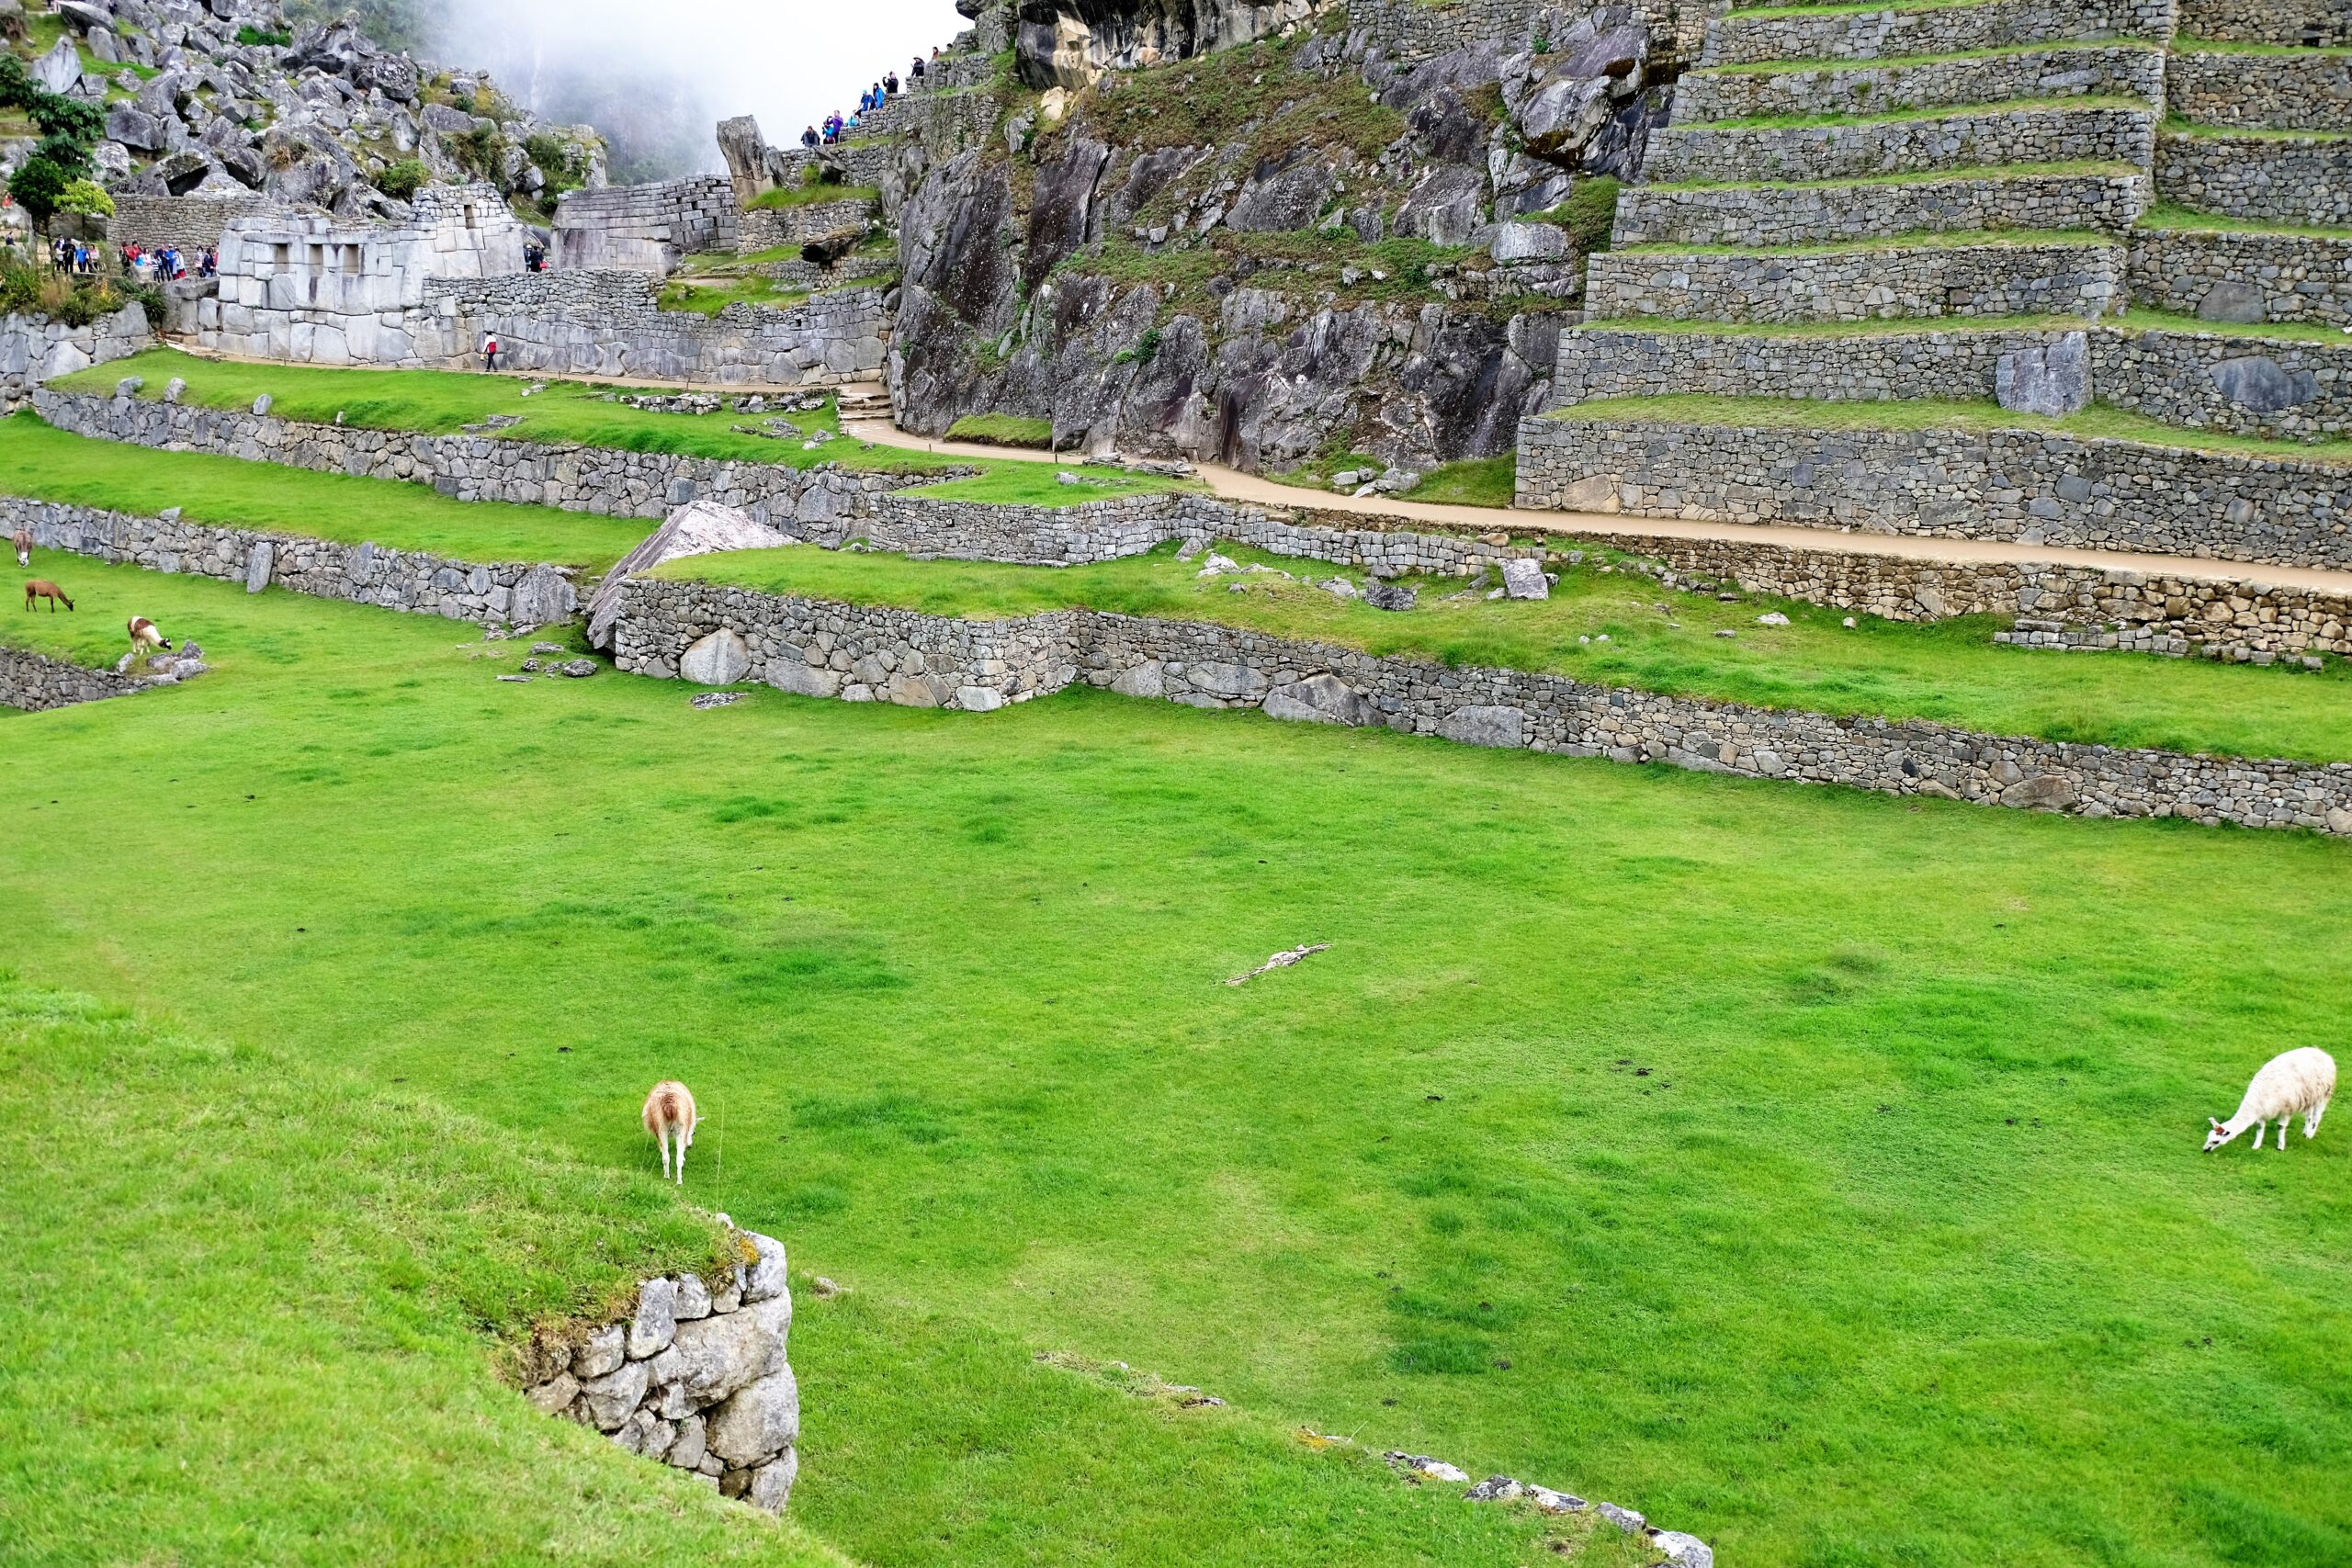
[1610,228,2120,257]
[0,977,852,1566]
[1638,161,2145,193]
[2135,202,2352,240]
[1681,95,2156,130]
[3,560,2346,1568]
[1572,307,2352,347]
[1544,393,2352,464]
[0,417,650,572]
[49,348,1193,510]
[1694,39,2168,75]
[660,539,2352,764]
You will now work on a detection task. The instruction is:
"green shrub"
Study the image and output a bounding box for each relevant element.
[1549,175,1621,256]
[235,24,294,47]
[6,158,73,224]
[28,96,103,146]
[377,159,428,200]
[56,178,112,217]
[0,56,35,111]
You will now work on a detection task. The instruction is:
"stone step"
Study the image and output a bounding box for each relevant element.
[1587,236,2127,323]
[1644,103,2157,185]
[2155,130,2352,227]
[1673,43,2165,121]
[2177,0,2352,46]
[1611,168,2150,246]
[1548,319,2352,442]
[1701,0,2177,69]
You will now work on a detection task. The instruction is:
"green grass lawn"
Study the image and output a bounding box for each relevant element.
[49,349,1192,509]
[944,412,1055,448]
[661,539,2352,763]
[0,416,650,572]
[0,977,848,1567]
[1,560,2346,1568]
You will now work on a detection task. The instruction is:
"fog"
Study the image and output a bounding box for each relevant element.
[429,0,973,181]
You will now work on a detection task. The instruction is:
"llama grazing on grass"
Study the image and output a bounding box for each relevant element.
[13,529,28,568]
[642,1080,702,1184]
[24,581,72,612]
[2206,1048,2335,1152]
[127,616,170,659]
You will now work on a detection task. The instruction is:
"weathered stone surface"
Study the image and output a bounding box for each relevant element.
[2210,355,2317,414]
[741,1230,788,1303]
[523,1372,578,1416]
[2000,774,2078,810]
[628,1277,678,1360]
[666,1413,707,1471]
[707,1368,801,1464]
[669,1292,791,1404]
[1996,331,2091,416]
[673,1274,714,1322]
[1439,705,1527,749]
[678,628,752,685]
[746,1448,798,1511]
[572,1324,626,1380]
[1261,672,1376,727]
[1595,1501,1646,1535]
[2196,281,2268,325]
[1654,1531,1714,1568]
[578,1359,651,1430]
[1501,558,1549,600]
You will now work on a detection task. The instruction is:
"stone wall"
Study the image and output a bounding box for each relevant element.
[2166,49,2352,130]
[1,494,579,626]
[1583,242,2126,324]
[517,1230,798,1510]
[1696,0,2177,67]
[1672,46,2166,121]
[2154,132,2352,227]
[1642,107,2155,186]
[2177,0,2352,44]
[421,272,893,386]
[1549,323,2352,441]
[1611,173,2148,247]
[612,578,2352,837]
[0,644,151,711]
[737,199,881,254]
[0,304,151,411]
[1514,414,2352,570]
[31,389,1532,575]
[108,191,275,251]
[553,177,740,274]
[1593,529,2352,661]
[2128,228,2352,329]
[32,388,936,528]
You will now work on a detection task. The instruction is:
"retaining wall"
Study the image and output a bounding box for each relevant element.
[1671,47,2166,121]
[1549,323,2352,441]
[517,1231,797,1509]
[0,645,151,711]
[2128,227,2352,328]
[0,305,152,411]
[1611,173,2149,247]
[2166,49,2352,130]
[2177,0,2352,44]
[108,191,275,251]
[738,199,881,254]
[1642,107,2155,186]
[612,578,2352,837]
[1583,242,2126,323]
[1515,414,2352,569]
[553,177,740,274]
[2154,132,2352,227]
[1696,0,2177,67]
[0,495,579,626]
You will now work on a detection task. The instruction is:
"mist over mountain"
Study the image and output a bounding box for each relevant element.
[301,0,968,182]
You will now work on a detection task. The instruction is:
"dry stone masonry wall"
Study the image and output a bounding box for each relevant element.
[1696,0,2177,67]
[0,646,157,712]
[553,178,741,275]
[519,1231,798,1511]
[613,578,2352,837]
[108,192,277,252]
[2127,229,2352,330]
[1642,106,2157,186]
[1516,415,2352,570]
[2,496,578,626]
[2165,50,2352,130]
[2154,133,2352,228]
[1672,45,2167,120]
[1583,243,2127,324]
[0,306,151,411]
[736,200,883,254]
[2178,0,2352,44]
[1611,173,2150,248]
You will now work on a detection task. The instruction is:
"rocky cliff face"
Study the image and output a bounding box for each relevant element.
[17,0,603,221]
[889,2,1674,475]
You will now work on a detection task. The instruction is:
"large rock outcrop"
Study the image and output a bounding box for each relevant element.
[1012,0,1336,90]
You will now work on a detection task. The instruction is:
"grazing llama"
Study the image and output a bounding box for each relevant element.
[127,616,171,660]
[2206,1047,2335,1152]
[642,1080,702,1184]
[13,529,28,567]
[24,581,72,613]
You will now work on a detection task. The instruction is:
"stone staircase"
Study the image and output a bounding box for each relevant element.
[1514,0,2352,615]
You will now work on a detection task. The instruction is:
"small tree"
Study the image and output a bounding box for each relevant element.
[57,179,113,218]
[377,159,428,199]
[8,157,74,224]
[28,95,103,145]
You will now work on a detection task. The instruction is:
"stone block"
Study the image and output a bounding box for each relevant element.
[1996,332,2091,417]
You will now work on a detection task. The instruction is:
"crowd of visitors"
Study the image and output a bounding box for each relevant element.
[43,235,218,281]
[801,49,944,149]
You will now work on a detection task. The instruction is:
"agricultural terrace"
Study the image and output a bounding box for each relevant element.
[1,560,2346,1567]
